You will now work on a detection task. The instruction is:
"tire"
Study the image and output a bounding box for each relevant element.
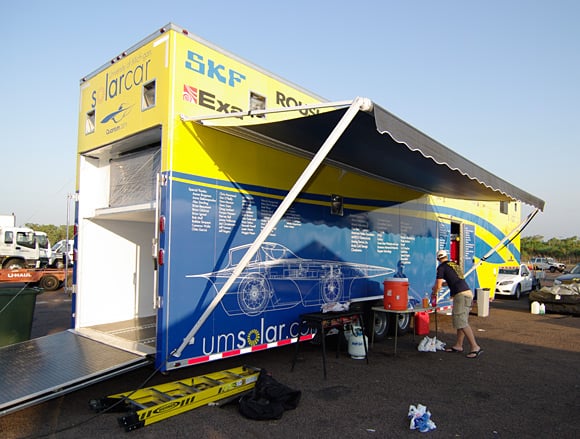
[514,284,521,300]
[40,275,60,291]
[359,301,389,341]
[2,259,26,270]
[390,312,411,336]
[370,306,390,341]
[549,267,556,273]
[361,301,411,340]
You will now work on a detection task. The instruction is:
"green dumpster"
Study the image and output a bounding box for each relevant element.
[0,283,43,347]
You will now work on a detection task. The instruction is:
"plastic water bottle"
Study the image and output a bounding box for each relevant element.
[539,303,546,315]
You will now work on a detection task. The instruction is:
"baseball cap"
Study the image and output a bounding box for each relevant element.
[436,250,448,260]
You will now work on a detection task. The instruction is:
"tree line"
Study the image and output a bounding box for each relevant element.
[521,235,580,265]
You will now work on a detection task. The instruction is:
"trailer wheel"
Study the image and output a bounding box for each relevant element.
[238,274,271,316]
[361,300,390,341]
[40,275,60,291]
[371,307,390,341]
[392,312,411,336]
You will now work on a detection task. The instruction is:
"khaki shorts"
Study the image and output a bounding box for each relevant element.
[452,290,473,329]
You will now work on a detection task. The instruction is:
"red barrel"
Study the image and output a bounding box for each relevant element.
[383,278,409,310]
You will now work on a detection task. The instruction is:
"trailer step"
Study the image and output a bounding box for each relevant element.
[89,365,260,431]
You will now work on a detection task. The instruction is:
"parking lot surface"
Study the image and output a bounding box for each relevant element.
[1,283,579,438]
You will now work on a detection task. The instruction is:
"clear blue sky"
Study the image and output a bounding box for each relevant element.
[1,1,577,239]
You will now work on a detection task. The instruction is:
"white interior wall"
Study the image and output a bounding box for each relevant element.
[76,155,155,328]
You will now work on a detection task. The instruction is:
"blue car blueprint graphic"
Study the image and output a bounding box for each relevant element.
[186,242,395,316]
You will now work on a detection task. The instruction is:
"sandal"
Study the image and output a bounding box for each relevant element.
[444,347,463,353]
[466,349,483,359]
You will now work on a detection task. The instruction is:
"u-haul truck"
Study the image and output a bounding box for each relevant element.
[0,23,543,415]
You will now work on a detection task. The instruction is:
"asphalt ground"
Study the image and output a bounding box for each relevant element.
[1,275,579,438]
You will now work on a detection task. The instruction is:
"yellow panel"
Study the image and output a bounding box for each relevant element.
[172,31,325,125]
[77,33,173,153]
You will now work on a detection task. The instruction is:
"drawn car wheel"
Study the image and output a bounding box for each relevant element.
[321,275,343,303]
[39,275,60,291]
[237,274,271,316]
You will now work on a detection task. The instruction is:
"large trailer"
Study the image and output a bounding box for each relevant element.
[0,23,544,415]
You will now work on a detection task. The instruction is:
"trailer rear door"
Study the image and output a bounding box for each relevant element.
[0,330,150,416]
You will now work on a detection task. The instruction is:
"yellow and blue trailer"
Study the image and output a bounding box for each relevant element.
[0,23,545,416]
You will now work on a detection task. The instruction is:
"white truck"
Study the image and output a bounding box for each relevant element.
[48,239,74,268]
[530,257,566,273]
[494,264,538,300]
[0,225,40,269]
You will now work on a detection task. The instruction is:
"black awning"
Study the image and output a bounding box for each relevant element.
[204,102,544,210]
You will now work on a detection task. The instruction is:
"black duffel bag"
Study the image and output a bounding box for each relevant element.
[239,369,301,420]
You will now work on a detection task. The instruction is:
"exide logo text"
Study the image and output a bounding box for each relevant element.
[183,85,243,117]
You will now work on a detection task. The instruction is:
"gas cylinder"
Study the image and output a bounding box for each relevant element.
[347,324,368,360]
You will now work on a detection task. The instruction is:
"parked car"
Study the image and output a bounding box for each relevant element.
[495,264,537,300]
[553,263,580,286]
[530,257,566,273]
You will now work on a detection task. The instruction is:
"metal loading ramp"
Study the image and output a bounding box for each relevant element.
[0,330,150,416]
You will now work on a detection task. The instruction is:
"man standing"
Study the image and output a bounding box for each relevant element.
[432,250,483,358]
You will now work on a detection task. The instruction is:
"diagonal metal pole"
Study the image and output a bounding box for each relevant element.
[172,97,372,357]
[464,207,540,278]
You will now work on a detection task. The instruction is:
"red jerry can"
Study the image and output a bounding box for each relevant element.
[415,312,430,336]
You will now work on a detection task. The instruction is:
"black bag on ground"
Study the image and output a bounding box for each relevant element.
[239,369,301,420]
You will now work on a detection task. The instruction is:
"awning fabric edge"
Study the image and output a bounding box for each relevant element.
[372,104,544,210]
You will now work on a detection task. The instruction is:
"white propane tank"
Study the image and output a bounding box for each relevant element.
[531,301,540,315]
[347,325,368,359]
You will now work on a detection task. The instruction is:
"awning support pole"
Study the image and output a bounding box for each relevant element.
[464,207,540,278]
[172,97,373,357]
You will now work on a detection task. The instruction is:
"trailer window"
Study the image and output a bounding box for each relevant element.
[249,92,266,117]
[142,80,156,110]
[85,109,96,134]
[499,201,508,215]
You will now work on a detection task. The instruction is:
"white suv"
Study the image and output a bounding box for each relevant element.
[530,257,565,273]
